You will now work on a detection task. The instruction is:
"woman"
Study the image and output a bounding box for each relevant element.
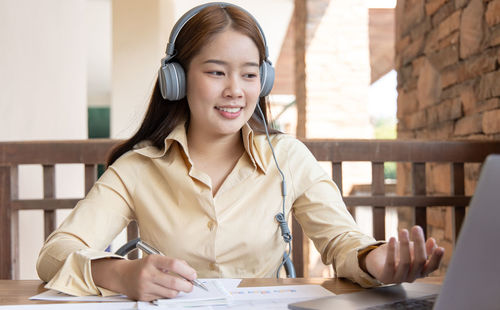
[36,3,443,301]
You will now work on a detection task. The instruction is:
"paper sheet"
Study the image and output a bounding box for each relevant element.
[24,279,333,309]
[29,278,241,303]
[137,284,335,309]
[0,302,137,309]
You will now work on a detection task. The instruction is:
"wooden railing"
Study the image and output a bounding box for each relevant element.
[1,139,499,279]
[293,139,500,277]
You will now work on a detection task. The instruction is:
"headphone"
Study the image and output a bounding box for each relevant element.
[158,2,275,101]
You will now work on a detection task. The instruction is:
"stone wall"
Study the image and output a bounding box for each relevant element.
[395,0,500,273]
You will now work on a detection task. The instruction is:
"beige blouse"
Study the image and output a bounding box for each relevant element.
[36,122,381,296]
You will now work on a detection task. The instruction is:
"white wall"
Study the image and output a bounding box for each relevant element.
[0,0,88,279]
[87,0,112,108]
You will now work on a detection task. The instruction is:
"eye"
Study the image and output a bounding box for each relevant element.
[207,71,224,76]
[243,73,258,79]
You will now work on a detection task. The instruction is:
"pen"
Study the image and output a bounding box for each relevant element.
[136,240,209,292]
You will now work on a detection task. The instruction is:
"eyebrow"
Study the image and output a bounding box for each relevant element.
[203,59,259,68]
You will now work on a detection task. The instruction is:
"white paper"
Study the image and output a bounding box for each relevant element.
[0,302,137,310]
[29,278,241,303]
[26,280,333,309]
[153,279,231,307]
[29,290,132,302]
[229,284,334,301]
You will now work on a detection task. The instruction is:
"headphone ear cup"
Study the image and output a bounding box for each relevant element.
[158,62,186,101]
[259,60,275,97]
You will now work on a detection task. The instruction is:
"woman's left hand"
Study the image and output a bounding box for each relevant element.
[362,225,445,284]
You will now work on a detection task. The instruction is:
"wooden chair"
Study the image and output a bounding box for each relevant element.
[1,139,499,279]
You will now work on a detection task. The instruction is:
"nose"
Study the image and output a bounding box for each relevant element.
[223,75,244,98]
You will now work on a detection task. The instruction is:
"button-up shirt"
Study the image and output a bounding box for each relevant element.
[36,122,381,296]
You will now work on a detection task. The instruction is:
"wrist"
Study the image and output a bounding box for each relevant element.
[91,258,128,294]
[358,245,379,276]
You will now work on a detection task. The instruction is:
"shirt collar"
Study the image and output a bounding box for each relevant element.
[133,121,268,174]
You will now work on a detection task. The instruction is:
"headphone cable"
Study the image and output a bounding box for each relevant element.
[255,103,295,278]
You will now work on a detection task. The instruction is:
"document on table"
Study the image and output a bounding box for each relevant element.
[137,284,335,309]
[24,279,335,309]
[29,278,241,303]
[0,302,137,310]
[152,278,231,307]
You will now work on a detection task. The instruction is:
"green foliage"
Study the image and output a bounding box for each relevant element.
[373,117,397,180]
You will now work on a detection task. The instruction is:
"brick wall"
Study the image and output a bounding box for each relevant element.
[395,0,500,273]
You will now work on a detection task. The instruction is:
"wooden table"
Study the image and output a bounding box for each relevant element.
[0,277,443,306]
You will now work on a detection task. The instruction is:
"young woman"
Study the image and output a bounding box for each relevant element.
[36,3,444,301]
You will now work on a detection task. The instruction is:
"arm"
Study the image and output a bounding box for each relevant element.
[283,138,382,287]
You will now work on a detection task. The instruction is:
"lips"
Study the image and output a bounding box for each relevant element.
[215,106,243,119]
[215,106,242,113]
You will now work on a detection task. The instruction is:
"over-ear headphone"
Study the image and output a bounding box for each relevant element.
[158,2,275,101]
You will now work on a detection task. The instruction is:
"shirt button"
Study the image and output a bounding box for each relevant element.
[207,220,216,231]
[209,262,217,271]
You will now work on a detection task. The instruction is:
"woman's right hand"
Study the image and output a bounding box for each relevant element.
[91,255,197,301]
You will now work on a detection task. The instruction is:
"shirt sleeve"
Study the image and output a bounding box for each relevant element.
[36,155,137,296]
[285,138,383,288]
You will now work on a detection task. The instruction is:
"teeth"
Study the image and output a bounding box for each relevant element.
[217,107,241,113]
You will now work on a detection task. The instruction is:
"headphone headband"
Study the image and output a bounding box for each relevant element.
[165,2,269,59]
[158,2,274,100]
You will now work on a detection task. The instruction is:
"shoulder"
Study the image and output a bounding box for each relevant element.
[108,149,150,176]
[253,133,318,166]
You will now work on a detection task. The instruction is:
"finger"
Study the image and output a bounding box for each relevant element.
[379,237,397,283]
[426,237,437,256]
[422,247,444,276]
[393,229,411,283]
[407,226,427,282]
[152,256,197,282]
[153,272,193,298]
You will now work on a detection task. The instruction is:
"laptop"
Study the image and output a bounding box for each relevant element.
[289,154,500,310]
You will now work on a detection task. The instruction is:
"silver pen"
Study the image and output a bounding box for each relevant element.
[136,240,209,292]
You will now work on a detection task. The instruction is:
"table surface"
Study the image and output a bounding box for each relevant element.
[0,277,443,305]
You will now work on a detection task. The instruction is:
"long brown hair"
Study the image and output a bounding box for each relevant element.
[107,5,278,166]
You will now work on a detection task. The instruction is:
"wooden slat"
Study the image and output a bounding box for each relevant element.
[372,162,385,240]
[343,195,471,206]
[10,167,19,279]
[0,167,12,279]
[85,164,97,195]
[332,162,343,193]
[127,221,139,260]
[43,165,56,240]
[0,140,118,166]
[12,199,80,211]
[302,140,500,163]
[292,217,305,277]
[412,163,427,234]
[294,0,307,139]
[452,162,465,242]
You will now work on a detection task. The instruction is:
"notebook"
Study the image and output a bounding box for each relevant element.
[289,154,500,310]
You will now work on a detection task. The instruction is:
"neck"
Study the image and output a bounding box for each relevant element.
[187,126,244,162]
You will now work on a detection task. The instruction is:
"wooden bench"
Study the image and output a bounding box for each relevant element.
[1,139,499,279]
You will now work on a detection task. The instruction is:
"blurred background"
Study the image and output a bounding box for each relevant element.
[0,0,412,279]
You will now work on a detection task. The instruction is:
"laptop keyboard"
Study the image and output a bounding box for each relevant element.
[364,294,437,310]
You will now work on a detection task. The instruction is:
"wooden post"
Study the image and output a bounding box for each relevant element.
[372,162,385,240]
[292,217,306,277]
[412,163,427,235]
[295,0,307,139]
[0,167,12,279]
[451,162,465,242]
[43,165,56,239]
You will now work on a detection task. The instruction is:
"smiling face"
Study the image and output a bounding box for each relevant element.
[185,28,261,140]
